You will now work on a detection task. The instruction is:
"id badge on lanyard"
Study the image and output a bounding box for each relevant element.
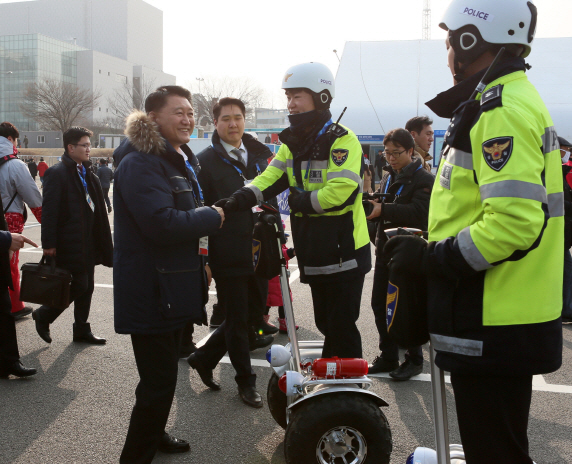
[86,192,95,212]
[198,236,208,256]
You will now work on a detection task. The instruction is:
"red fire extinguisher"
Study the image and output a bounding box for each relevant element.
[312,357,369,378]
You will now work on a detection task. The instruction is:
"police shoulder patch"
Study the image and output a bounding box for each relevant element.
[331,148,349,167]
[386,281,399,331]
[482,136,513,171]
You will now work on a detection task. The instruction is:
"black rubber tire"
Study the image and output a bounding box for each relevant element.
[267,373,288,429]
[284,392,392,464]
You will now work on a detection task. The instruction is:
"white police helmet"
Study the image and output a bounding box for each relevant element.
[281,62,335,108]
[440,0,537,58]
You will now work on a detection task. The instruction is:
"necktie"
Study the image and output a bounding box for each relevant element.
[231,148,244,165]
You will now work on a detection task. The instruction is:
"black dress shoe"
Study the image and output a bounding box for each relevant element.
[389,359,423,381]
[249,332,274,351]
[32,310,51,344]
[368,356,399,374]
[0,361,37,378]
[73,332,107,345]
[12,307,33,320]
[157,432,190,454]
[255,320,279,335]
[238,385,263,408]
[179,343,197,358]
[187,353,221,390]
[209,303,225,328]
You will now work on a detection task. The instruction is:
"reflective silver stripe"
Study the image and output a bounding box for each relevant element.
[305,259,358,275]
[327,170,361,184]
[310,190,325,214]
[245,184,263,202]
[548,192,564,218]
[301,160,329,170]
[457,226,492,272]
[286,159,294,168]
[541,126,559,154]
[479,180,547,203]
[269,158,287,173]
[447,148,473,170]
[430,334,483,357]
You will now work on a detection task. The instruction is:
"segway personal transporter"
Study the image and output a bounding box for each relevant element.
[254,202,392,464]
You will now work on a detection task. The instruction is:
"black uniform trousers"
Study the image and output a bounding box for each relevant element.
[371,256,423,365]
[102,187,111,209]
[120,327,183,464]
[451,372,534,464]
[193,274,266,388]
[310,273,365,358]
[0,288,19,368]
[35,266,95,333]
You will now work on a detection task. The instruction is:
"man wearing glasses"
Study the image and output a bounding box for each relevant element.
[365,129,434,380]
[32,127,112,345]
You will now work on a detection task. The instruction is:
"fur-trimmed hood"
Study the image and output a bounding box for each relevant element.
[125,110,166,156]
[114,111,167,167]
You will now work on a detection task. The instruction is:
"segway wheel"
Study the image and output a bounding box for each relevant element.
[284,393,392,464]
[267,373,288,429]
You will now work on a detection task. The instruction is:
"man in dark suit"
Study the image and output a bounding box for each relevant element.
[187,97,274,408]
[32,127,113,344]
[96,158,113,213]
[0,226,38,378]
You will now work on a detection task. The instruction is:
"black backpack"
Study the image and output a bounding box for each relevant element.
[252,206,284,279]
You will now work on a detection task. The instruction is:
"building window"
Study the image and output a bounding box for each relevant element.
[98,107,101,111]
[108,72,110,76]
[99,69,101,74]
[37,135,45,144]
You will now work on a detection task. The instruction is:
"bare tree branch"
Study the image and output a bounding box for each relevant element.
[19,79,101,133]
[107,77,156,123]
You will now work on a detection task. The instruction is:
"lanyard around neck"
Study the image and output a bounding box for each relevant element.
[384,164,423,196]
[77,165,88,194]
[185,160,204,204]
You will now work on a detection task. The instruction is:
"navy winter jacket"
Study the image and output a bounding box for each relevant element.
[112,111,222,334]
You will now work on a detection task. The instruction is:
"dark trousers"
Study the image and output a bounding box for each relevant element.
[310,273,364,358]
[102,187,111,209]
[0,288,19,367]
[371,256,423,365]
[35,266,95,332]
[193,274,264,388]
[451,372,534,464]
[120,327,183,464]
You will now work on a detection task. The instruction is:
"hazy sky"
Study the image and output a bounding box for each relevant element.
[1,0,570,107]
[144,0,571,107]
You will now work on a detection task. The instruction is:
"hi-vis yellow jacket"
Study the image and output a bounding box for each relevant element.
[246,124,371,283]
[427,68,563,376]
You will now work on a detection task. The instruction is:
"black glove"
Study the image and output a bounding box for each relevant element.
[214,197,238,213]
[214,187,257,213]
[383,234,430,276]
[288,187,316,215]
[384,234,477,280]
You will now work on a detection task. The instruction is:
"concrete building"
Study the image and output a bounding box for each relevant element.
[332,38,572,168]
[255,108,289,129]
[0,0,175,144]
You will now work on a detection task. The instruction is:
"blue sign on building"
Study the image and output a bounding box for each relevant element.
[357,135,385,143]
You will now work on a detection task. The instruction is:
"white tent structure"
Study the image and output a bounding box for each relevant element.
[332,38,572,167]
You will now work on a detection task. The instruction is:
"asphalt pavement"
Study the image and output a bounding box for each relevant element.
[1,209,572,464]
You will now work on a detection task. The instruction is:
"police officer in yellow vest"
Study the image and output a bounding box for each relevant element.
[384,1,562,462]
[215,62,371,358]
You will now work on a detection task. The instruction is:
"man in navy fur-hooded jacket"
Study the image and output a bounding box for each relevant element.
[113,85,224,463]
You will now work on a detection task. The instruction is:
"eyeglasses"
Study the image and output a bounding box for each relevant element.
[74,143,91,149]
[384,150,406,159]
